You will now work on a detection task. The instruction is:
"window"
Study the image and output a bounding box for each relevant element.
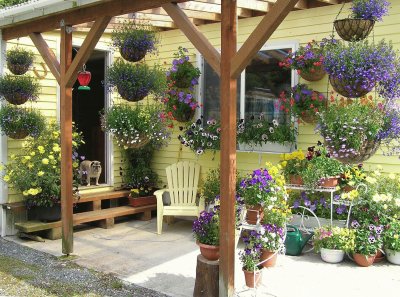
[199,42,298,153]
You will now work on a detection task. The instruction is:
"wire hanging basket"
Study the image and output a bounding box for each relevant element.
[118,134,151,149]
[334,19,375,42]
[7,129,29,140]
[299,66,326,82]
[7,62,30,75]
[329,76,375,98]
[326,139,380,164]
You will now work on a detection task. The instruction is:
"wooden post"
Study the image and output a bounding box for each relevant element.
[219,1,237,296]
[60,24,73,255]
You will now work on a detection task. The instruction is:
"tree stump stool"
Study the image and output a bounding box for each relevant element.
[193,254,219,297]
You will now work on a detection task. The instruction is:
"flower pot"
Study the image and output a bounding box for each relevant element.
[7,62,30,75]
[6,129,29,139]
[320,248,345,264]
[289,175,303,186]
[245,204,264,225]
[28,204,61,222]
[385,249,400,265]
[243,269,262,288]
[329,76,375,98]
[374,249,385,263]
[343,185,355,193]
[319,177,338,188]
[174,77,193,89]
[299,66,325,82]
[172,107,195,123]
[334,18,375,42]
[116,85,148,102]
[330,139,380,164]
[197,242,219,261]
[260,249,277,267]
[119,46,147,63]
[128,195,157,207]
[4,93,30,105]
[353,253,375,267]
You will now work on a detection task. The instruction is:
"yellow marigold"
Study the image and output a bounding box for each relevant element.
[28,163,34,169]
[37,171,44,177]
[52,146,60,152]
[42,158,49,165]
[73,161,79,168]
[48,155,55,160]
[27,188,39,196]
[3,175,10,182]
[72,141,77,147]
[22,190,29,196]
[24,156,31,160]
[30,152,36,156]
[37,146,45,154]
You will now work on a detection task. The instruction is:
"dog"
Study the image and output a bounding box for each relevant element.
[79,160,102,186]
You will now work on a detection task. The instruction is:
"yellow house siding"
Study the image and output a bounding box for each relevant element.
[152,2,400,187]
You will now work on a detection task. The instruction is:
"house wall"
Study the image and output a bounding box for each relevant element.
[150,2,400,186]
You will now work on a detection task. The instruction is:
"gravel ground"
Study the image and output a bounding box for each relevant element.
[0,237,170,297]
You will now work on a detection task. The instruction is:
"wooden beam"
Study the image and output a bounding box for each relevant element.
[163,3,221,76]
[1,0,187,41]
[230,0,298,78]
[219,0,237,296]
[29,33,60,84]
[60,24,73,255]
[65,16,111,88]
[139,7,221,21]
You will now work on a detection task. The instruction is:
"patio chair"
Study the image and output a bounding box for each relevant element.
[154,161,205,234]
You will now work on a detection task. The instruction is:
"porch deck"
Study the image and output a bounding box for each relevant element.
[9,217,400,297]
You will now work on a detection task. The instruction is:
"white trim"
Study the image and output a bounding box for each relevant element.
[105,49,114,186]
[0,30,8,237]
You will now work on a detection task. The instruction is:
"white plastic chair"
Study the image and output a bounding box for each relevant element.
[154,161,205,234]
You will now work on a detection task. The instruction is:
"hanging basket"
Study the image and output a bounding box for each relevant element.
[7,62,30,75]
[4,93,30,105]
[326,139,380,164]
[6,129,29,139]
[116,85,148,102]
[300,111,317,124]
[118,134,151,149]
[174,77,193,89]
[334,19,375,42]
[299,66,326,82]
[329,76,375,98]
[172,108,195,123]
[119,46,147,63]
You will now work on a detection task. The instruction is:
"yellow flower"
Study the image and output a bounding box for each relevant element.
[48,155,55,160]
[24,156,31,160]
[27,188,39,196]
[37,171,44,177]
[281,161,287,167]
[389,173,396,180]
[28,163,34,169]
[394,234,399,239]
[52,146,60,152]
[22,190,29,196]
[52,131,59,138]
[37,146,45,154]
[42,158,49,165]
[10,154,15,160]
[3,175,10,182]
[72,141,77,147]
[30,151,36,156]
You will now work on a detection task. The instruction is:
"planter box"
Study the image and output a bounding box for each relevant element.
[238,142,294,153]
[128,195,157,207]
[289,214,347,230]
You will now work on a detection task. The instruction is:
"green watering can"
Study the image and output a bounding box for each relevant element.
[284,225,314,256]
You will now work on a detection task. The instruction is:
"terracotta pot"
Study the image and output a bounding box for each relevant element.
[343,185,355,193]
[289,175,303,185]
[260,249,277,268]
[197,242,219,261]
[353,253,375,267]
[128,195,156,207]
[334,18,375,42]
[374,250,385,263]
[246,204,264,225]
[299,66,325,82]
[243,269,262,288]
[319,177,338,188]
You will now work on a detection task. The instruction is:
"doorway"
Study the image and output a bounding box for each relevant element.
[72,49,107,185]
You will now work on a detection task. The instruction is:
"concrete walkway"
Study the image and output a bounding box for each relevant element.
[8,217,400,297]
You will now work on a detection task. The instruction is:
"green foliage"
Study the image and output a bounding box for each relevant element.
[106,59,166,101]
[384,219,400,252]
[313,226,355,252]
[280,149,307,180]
[0,105,46,138]
[6,47,34,66]
[167,47,201,88]
[1,122,84,207]
[353,226,383,256]
[0,0,28,8]
[192,211,219,245]
[0,74,40,102]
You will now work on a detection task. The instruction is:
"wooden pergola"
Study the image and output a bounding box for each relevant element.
[0,0,340,295]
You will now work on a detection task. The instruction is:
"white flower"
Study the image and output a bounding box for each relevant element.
[272,119,278,127]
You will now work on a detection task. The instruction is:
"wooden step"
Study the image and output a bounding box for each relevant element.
[15,205,156,233]
[78,189,130,203]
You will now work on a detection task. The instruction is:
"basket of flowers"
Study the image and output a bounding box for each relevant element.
[162,87,199,122]
[167,47,201,89]
[6,47,35,75]
[0,74,40,105]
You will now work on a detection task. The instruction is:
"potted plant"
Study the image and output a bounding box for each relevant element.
[322,38,398,98]
[240,231,263,288]
[314,226,355,263]
[254,224,285,267]
[1,121,84,221]
[106,59,166,102]
[162,87,200,122]
[167,47,201,89]
[280,149,307,185]
[124,146,158,207]
[192,210,219,261]
[101,104,173,150]
[301,144,344,190]
[352,224,383,267]
[334,0,390,42]
[279,40,325,81]
[6,47,35,75]
[178,117,221,156]
[339,163,367,192]
[111,21,158,62]
[237,114,297,151]
[0,104,46,139]
[317,97,385,163]
[278,84,326,124]
[384,219,400,265]
[0,74,39,105]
